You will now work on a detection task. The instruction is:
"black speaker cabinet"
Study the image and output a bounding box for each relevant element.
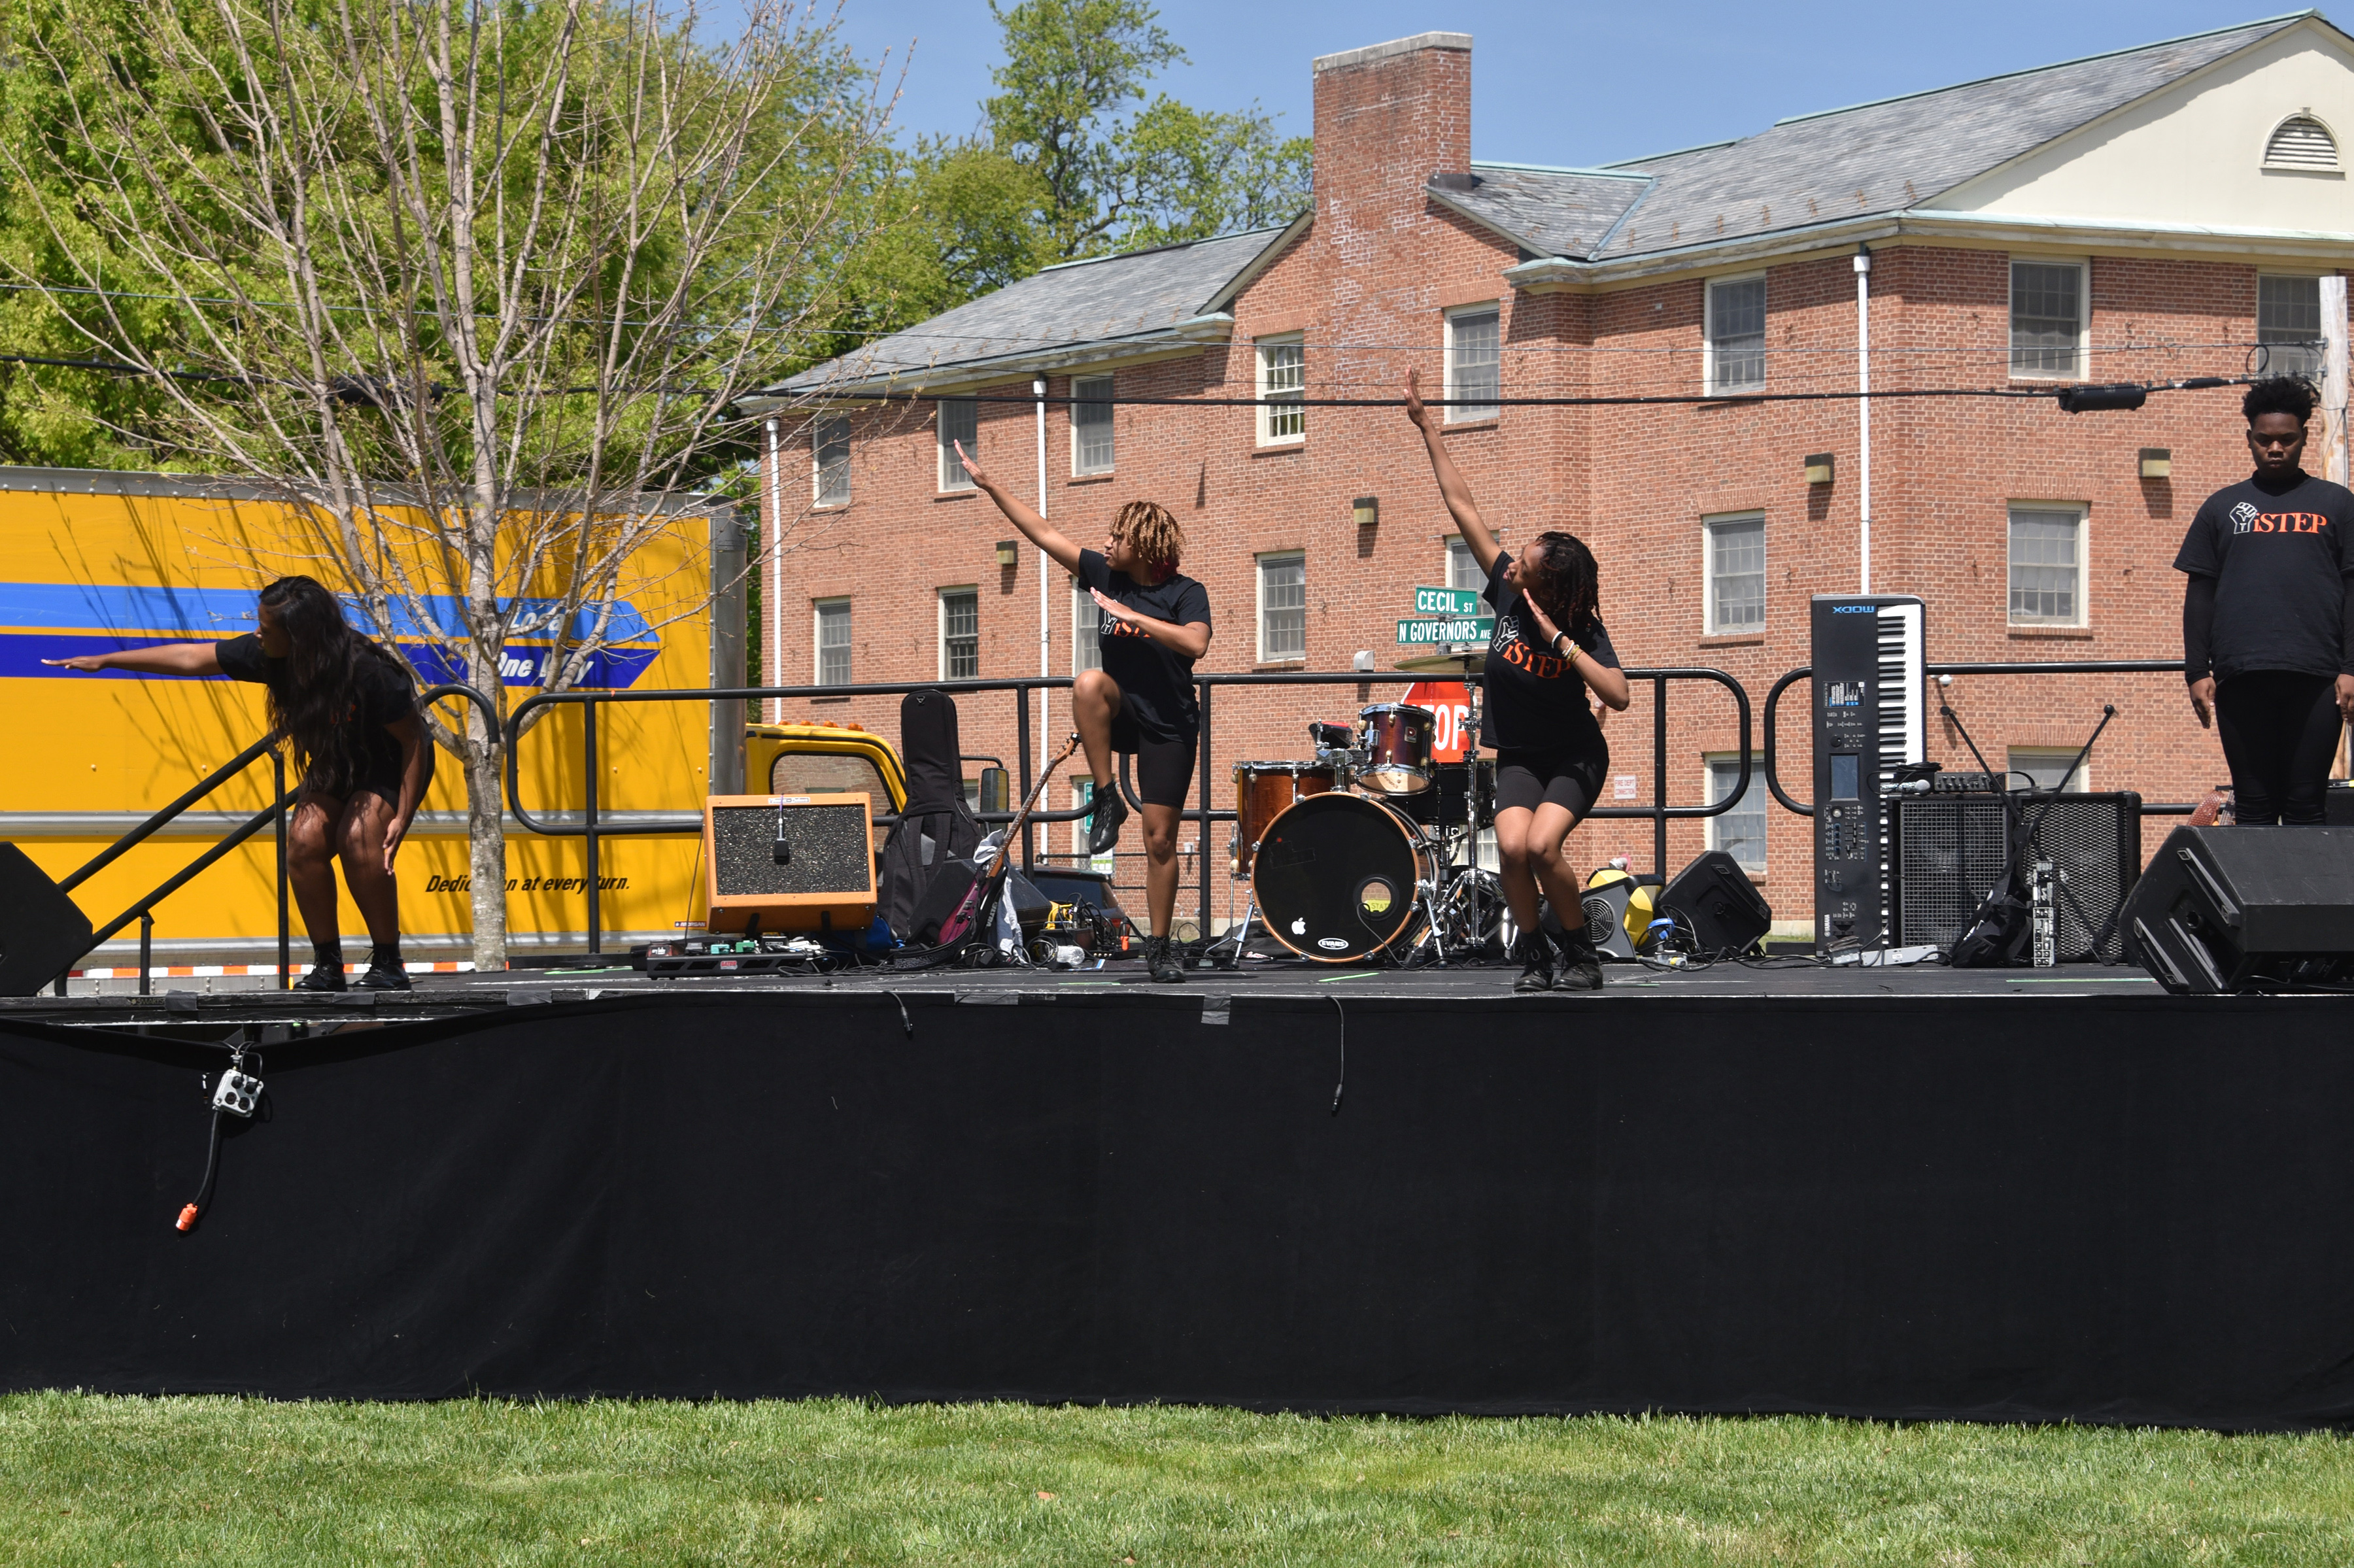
[1660,850,1772,957]
[703,793,878,935]
[2123,825,2354,994]
[1895,792,2141,960]
[0,842,95,997]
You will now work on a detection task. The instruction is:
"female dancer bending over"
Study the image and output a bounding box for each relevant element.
[45,575,432,990]
[957,440,1211,983]
[1404,369,1630,990]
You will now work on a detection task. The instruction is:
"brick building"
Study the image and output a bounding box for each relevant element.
[761,14,2354,935]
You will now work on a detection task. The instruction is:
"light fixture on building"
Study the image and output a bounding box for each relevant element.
[2140,447,2172,479]
[1352,649,1376,672]
[995,539,1019,568]
[1803,452,1835,485]
[1353,496,1379,528]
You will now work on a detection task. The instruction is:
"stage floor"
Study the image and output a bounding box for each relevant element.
[0,953,2188,1030]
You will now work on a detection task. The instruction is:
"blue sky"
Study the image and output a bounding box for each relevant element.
[831,3,2327,168]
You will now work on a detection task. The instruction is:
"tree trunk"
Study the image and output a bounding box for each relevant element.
[462,720,509,974]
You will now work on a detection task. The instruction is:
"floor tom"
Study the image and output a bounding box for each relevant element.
[1231,760,1335,879]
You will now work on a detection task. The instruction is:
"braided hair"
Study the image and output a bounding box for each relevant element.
[1110,500,1184,584]
[1519,531,1601,637]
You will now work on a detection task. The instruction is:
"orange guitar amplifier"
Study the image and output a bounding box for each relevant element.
[702,793,877,935]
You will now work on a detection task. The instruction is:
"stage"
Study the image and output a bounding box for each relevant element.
[5,959,2353,1429]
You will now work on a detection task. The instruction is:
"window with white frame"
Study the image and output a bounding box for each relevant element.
[1257,552,1306,662]
[1445,305,1500,421]
[1072,374,1114,474]
[1704,513,1765,634]
[1256,335,1305,445]
[1705,275,1766,394]
[939,587,979,679]
[1707,755,1766,873]
[2008,506,2085,626]
[2259,275,2325,380]
[1446,536,1484,592]
[814,598,852,685]
[937,398,978,490]
[2009,261,2085,379]
[1072,581,1101,673]
[2008,747,2089,794]
[812,416,851,506]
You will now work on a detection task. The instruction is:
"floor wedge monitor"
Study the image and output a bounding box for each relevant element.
[0,842,95,997]
[1660,851,1773,957]
[703,793,877,936]
[2122,825,2354,994]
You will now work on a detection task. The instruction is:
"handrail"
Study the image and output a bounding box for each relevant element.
[1763,658,2196,819]
[58,729,283,895]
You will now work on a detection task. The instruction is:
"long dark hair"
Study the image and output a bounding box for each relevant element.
[1520,531,1601,636]
[257,576,411,781]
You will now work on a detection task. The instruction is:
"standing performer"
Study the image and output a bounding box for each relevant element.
[955,439,1211,983]
[1404,369,1631,990]
[44,576,433,990]
[2176,375,2354,824]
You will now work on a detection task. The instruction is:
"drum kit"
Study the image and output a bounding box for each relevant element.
[1216,646,1509,966]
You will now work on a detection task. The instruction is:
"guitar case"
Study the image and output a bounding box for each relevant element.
[878,689,984,940]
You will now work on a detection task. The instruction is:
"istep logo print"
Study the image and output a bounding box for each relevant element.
[2231,502,2260,533]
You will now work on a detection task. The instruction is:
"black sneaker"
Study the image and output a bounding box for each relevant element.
[1552,930,1605,992]
[1146,934,1186,983]
[1087,787,1130,856]
[356,961,412,991]
[294,961,347,992]
[1512,931,1553,993]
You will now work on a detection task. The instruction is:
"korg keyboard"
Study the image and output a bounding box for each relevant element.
[1811,594,1926,949]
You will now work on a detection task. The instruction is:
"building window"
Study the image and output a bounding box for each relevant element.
[812,416,850,506]
[1256,335,1305,445]
[1446,536,1484,592]
[1445,305,1500,422]
[1704,513,1765,634]
[1257,552,1306,662]
[1705,275,1766,394]
[2008,507,2085,626]
[938,398,977,490]
[2009,261,2085,379]
[2008,747,2089,794]
[814,598,851,685]
[1707,755,1766,873]
[1072,581,1101,673]
[1072,375,1114,474]
[939,588,978,680]
[2259,275,2325,379]
[2264,114,2340,170]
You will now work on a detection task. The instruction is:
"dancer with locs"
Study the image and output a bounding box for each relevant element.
[1403,369,1631,990]
[955,439,1211,983]
[2177,375,2354,825]
[44,576,433,990]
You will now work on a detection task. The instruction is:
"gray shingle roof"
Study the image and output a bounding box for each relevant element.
[1428,165,1648,258]
[777,226,1289,394]
[1449,14,2311,264]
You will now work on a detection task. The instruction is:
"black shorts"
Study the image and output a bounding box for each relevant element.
[299,775,403,811]
[1493,749,1606,819]
[1110,709,1197,808]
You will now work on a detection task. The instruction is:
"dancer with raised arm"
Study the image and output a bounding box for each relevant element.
[1403,369,1631,990]
[44,576,432,990]
[955,438,1211,983]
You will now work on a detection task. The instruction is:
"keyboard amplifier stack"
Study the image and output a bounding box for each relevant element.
[1892,791,2141,959]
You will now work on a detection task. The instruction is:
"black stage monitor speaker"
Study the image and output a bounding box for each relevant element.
[1660,851,1773,957]
[0,842,95,997]
[1895,792,2141,960]
[2123,825,2354,994]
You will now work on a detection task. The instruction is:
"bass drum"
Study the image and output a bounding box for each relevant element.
[1252,792,1436,963]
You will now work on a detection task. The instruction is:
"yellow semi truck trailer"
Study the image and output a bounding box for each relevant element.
[1,468,749,972]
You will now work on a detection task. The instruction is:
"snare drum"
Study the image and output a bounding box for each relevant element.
[1231,760,1335,879]
[1357,704,1436,794]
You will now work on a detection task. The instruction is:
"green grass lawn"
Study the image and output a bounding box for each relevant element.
[5,1394,2353,1565]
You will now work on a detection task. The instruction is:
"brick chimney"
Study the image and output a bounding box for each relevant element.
[1311,32,1473,228]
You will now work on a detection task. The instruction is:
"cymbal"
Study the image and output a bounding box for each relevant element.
[1393,643,1486,673]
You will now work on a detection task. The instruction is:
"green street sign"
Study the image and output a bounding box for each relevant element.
[1397,615,1495,646]
[1411,584,1485,617]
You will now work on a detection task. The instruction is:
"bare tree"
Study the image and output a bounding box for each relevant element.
[5,0,893,966]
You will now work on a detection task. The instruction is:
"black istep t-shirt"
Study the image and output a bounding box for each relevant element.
[1076,548,1212,743]
[215,632,418,793]
[2173,470,2354,683]
[1478,550,1620,754]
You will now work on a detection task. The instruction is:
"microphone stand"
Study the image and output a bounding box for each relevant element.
[1955,705,2115,964]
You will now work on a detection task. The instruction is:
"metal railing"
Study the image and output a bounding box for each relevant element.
[504,668,1753,954]
[1762,660,2198,817]
[46,681,495,993]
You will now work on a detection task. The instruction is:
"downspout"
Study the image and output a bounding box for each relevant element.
[767,417,785,723]
[1854,245,1872,595]
[2323,273,2349,488]
[1035,375,1050,796]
